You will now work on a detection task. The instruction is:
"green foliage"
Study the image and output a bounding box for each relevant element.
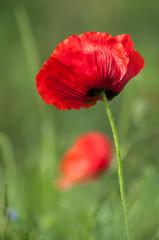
[0,0,159,239]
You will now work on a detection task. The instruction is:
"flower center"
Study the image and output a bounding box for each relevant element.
[87,88,102,97]
[105,90,119,100]
[87,88,119,100]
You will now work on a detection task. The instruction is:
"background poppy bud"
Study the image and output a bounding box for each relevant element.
[54,131,113,190]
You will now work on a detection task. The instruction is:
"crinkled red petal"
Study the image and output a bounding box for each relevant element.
[113,49,145,93]
[115,34,134,56]
[36,32,128,110]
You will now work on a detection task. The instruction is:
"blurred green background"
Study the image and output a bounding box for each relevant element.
[0,0,159,239]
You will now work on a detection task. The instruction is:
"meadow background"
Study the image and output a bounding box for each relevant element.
[0,0,159,239]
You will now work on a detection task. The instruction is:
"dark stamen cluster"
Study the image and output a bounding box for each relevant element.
[87,88,119,100]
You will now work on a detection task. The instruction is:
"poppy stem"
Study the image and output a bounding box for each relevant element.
[102,91,130,240]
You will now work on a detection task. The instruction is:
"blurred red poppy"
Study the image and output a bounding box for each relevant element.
[36,32,145,110]
[54,132,113,190]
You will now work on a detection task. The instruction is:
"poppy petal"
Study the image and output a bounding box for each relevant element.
[113,49,145,93]
[115,34,134,56]
[60,150,94,182]
[36,32,129,110]
[54,132,113,190]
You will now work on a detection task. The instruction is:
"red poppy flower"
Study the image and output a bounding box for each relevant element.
[36,32,145,110]
[54,132,113,190]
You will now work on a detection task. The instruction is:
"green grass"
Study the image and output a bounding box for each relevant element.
[0,0,159,239]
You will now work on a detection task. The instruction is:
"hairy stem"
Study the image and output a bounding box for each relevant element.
[102,91,130,240]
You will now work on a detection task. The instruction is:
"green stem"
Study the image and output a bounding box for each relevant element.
[102,91,130,240]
